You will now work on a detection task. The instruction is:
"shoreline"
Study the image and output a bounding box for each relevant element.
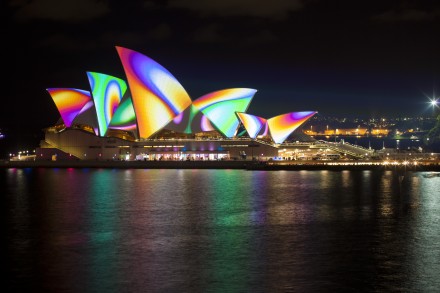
[2,160,440,171]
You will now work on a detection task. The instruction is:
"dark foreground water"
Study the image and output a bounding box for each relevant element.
[2,168,440,293]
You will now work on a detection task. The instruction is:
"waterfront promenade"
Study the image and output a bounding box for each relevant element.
[2,159,440,171]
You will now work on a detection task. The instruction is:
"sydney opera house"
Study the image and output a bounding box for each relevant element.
[36,47,316,161]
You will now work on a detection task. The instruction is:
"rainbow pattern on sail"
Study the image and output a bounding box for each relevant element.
[235,113,267,139]
[267,111,317,143]
[87,72,127,136]
[193,88,256,137]
[237,111,317,143]
[116,46,192,138]
[47,88,92,128]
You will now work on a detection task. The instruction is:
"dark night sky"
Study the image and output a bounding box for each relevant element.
[3,0,440,138]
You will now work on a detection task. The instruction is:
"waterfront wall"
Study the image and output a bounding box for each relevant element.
[2,159,440,171]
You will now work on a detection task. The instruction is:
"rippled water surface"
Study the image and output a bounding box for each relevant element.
[3,168,440,292]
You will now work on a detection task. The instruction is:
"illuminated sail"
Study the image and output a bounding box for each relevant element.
[87,72,127,136]
[236,112,267,139]
[47,88,91,127]
[267,111,317,144]
[108,95,137,132]
[116,46,192,139]
[193,88,257,137]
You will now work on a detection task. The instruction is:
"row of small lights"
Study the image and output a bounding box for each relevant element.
[9,150,36,157]
[321,161,422,166]
[383,160,417,166]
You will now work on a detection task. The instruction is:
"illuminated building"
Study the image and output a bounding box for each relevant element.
[37,47,316,161]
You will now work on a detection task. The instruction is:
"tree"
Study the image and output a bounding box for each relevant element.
[425,114,440,151]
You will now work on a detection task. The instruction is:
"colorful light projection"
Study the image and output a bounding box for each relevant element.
[72,100,99,135]
[267,111,317,144]
[236,112,267,139]
[116,46,192,139]
[108,95,137,132]
[87,72,127,136]
[259,123,270,137]
[47,88,92,127]
[47,47,317,143]
[193,88,257,137]
[164,104,215,134]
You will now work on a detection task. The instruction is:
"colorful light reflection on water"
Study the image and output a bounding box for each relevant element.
[3,169,440,292]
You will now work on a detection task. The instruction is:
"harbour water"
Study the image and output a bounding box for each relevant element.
[3,168,440,292]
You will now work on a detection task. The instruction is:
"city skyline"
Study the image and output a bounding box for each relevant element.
[3,0,440,135]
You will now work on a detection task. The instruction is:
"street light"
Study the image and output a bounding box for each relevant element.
[429,98,439,116]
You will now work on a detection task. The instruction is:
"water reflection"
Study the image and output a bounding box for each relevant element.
[408,173,440,292]
[3,168,440,292]
[87,170,121,292]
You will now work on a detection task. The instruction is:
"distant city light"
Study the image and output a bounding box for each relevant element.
[431,99,438,107]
